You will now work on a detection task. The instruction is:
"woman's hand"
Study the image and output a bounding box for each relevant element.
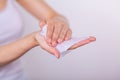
[35,32,60,59]
[40,15,72,47]
[18,0,72,46]
[35,31,96,59]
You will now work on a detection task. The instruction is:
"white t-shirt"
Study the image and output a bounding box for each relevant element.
[0,0,26,80]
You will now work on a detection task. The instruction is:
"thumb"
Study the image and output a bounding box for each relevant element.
[53,48,60,59]
[46,47,60,59]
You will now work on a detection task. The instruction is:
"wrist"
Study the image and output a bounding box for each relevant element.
[29,32,39,47]
[53,15,68,23]
[45,13,68,23]
[47,12,58,20]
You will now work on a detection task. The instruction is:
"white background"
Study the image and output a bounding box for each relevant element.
[15,0,120,80]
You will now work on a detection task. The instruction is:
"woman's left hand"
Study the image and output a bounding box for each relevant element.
[40,15,72,47]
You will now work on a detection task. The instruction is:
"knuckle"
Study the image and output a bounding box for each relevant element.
[55,24,62,29]
[64,26,69,30]
[64,23,69,27]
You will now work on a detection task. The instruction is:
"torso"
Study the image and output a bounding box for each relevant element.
[0,0,26,80]
[0,0,23,45]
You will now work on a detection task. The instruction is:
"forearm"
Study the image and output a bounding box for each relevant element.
[16,0,71,49]
[17,0,58,21]
[0,32,38,66]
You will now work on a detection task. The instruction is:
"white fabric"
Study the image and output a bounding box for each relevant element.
[41,25,90,56]
[0,0,26,80]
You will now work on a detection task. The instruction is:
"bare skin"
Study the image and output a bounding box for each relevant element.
[0,0,96,66]
[17,0,72,46]
[35,31,96,58]
[0,0,6,11]
[0,32,38,66]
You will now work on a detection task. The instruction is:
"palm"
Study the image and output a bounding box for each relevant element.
[35,32,96,58]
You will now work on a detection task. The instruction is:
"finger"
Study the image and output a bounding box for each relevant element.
[45,47,60,59]
[57,25,68,43]
[51,24,62,46]
[40,21,46,28]
[68,37,96,50]
[65,29,72,41]
[46,24,54,44]
[35,33,60,58]
[89,36,96,41]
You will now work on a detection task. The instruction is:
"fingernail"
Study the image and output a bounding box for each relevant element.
[55,54,58,58]
[65,38,68,41]
[52,41,57,47]
[65,37,70,41]
[55,54,60,59]
[58,39,62,43]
